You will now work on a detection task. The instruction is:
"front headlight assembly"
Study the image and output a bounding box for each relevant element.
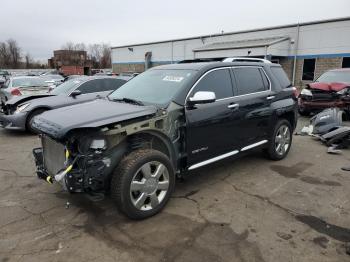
[300,89,312,96]
[15,103,30,113]
[90,139,107,150]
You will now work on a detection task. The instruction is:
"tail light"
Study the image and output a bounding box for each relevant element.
[11,88,22,96]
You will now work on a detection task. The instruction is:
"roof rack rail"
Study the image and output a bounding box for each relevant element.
[222,57,272,64]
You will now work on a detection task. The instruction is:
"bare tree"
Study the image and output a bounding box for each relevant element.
[88,43,102,68]
[0,42,11,67]
[61,41,76,51]
[7,39,21,68]
[25,53,34,69]
[61,42,86,51]
[100,44,111,68]
[60,41,111,69]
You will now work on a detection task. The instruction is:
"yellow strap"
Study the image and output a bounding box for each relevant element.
[65,165,73,173]
[46,176,53,184]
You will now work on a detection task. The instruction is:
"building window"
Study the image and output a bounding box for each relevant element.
[302,59,316,81]
[342,57,350,68]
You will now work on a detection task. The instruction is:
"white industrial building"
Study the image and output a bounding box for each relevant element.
[111,17,350,87]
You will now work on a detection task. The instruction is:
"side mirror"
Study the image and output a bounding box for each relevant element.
[188,91,216,106]
[70,90,82,98]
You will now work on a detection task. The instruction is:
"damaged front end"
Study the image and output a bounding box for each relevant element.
[33,131,127,194]
[32,100,185,195]
[299,83,350,113]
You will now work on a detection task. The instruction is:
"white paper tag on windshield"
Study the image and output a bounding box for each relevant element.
[163,76,184,82]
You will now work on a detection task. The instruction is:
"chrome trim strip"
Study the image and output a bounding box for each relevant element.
[241,140,268,152]
[185,66,272,104]
[188,150,239,170]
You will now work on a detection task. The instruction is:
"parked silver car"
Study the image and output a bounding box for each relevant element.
[0,76,50,102]
[0,76,127,132]
[40,74,65,88]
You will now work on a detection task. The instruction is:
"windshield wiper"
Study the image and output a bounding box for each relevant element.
[111,97,144,106]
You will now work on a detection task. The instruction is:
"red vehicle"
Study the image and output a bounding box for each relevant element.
[298,68,350,116]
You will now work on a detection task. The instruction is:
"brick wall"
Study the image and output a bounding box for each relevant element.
[279,58,304,89]
[112,62,172,74]
[314,57,342,79]
[112,63,145,74]
[279,58,293,80]
[279,57,343,89]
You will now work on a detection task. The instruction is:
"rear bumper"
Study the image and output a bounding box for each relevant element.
[0,112,27,130]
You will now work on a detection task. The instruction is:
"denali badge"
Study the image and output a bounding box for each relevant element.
[192,147,208,154]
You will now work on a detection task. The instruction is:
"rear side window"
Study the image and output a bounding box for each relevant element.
[102,79,126,91]
[271,67,291,88]
[233,67,267,95]
[190,69,233,99]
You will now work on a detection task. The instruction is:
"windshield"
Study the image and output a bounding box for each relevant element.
[12,77,48,88]
[40,75,64,81]
[316,71,350,83]
[108,69,194,106]
[50,79,82,95]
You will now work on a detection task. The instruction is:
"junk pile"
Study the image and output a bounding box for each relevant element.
[300,108,350,154]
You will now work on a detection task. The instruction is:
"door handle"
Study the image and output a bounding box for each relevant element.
[266,95,275,100]
[228,103,239,109]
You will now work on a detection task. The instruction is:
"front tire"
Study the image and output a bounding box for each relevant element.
[26,109,47,134]
[264,119,292,160]
[110,149,175,220]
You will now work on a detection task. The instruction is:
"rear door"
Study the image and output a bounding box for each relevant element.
[229,66,274,148]
[102,78,127,92]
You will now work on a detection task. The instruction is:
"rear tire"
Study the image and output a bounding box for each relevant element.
[110,149,175,220]
[264,119,292,160]
[26,109,47,134]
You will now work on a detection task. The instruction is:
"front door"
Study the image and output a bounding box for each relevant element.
[185,68,240,166]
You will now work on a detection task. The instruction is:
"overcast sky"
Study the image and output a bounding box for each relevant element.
[1,0,349,61]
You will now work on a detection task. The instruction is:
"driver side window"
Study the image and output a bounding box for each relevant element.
[77,80,100,94]
[190,69,233,99]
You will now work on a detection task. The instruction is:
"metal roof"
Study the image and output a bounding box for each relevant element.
[111,16,350,49]
[193,36,290,52]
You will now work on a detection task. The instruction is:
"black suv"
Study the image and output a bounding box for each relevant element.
[32,61,298,219]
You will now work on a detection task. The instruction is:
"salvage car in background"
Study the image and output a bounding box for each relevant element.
[40,74,65,88]
[32,61,298,219]
[0,70,10,79]
[0,76,50,102]
[0,76,127,132]
[298,68,350,116]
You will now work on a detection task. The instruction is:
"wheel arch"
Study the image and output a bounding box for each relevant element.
[25,107,51,130]
[127,130,178,171]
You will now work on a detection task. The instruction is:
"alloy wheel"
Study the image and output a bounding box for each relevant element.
[275,125,291,156]
[129,161,170,211]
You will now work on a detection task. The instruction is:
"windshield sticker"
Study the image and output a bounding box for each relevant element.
[163,76,184,82]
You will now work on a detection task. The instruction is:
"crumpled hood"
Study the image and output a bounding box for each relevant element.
[308,82,350,92]
[31,99,157,140]
[5,94,54,106]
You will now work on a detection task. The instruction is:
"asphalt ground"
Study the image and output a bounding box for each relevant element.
[1,117,350,262]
